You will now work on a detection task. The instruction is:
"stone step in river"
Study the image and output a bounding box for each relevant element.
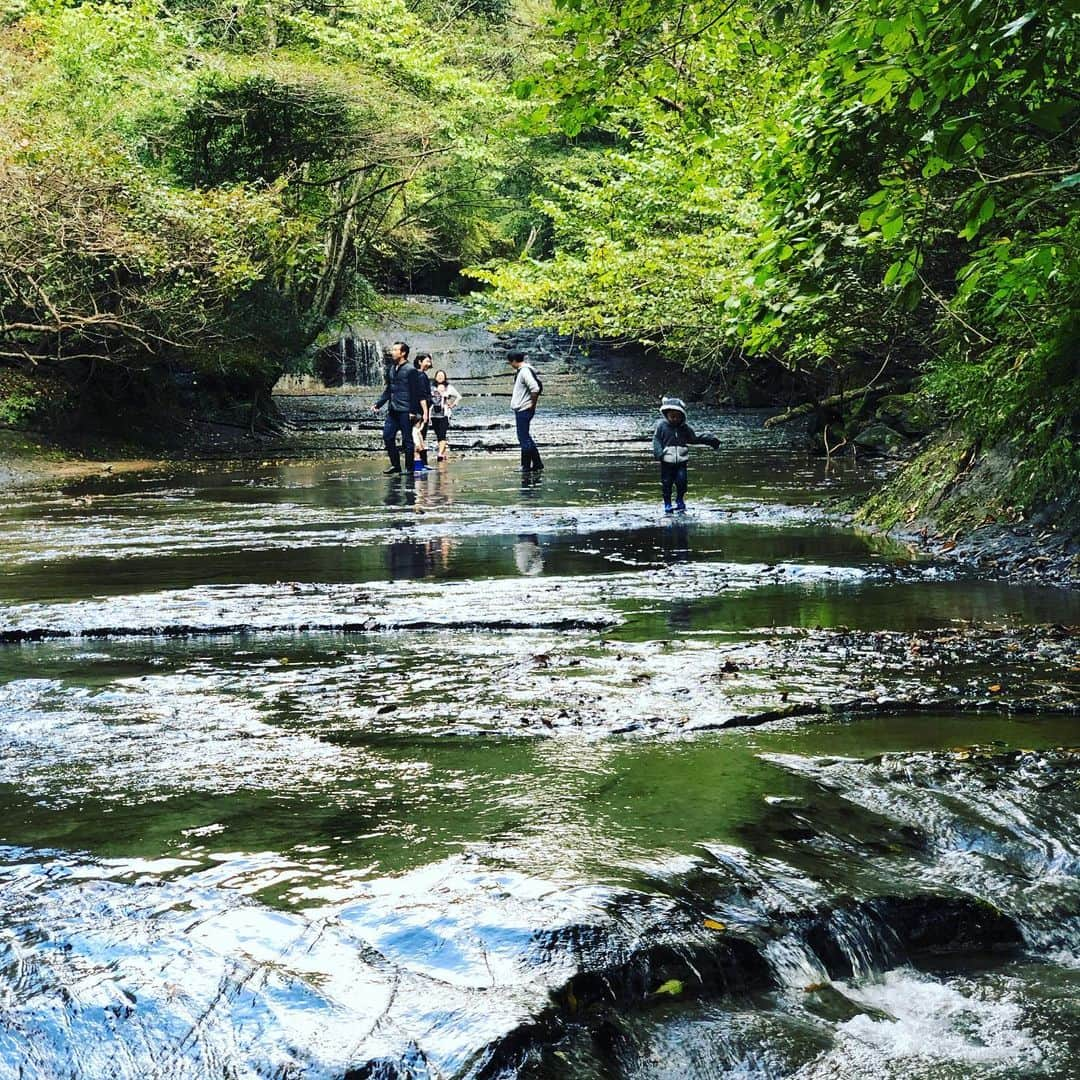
[0,307,1077,1078]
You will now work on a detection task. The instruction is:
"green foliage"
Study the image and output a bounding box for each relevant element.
[476,0,1079,510]
[0,391,40,427]
[0,0,536,411]
[407,0,511,25]
[922,223,1080,505]
[472,132,762,371]
[164,71,363,187]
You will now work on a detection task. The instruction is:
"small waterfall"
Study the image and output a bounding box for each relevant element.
[313,335,383,387]
[763,908,900,992]
[352,338,381,386]
[763,935,830,989]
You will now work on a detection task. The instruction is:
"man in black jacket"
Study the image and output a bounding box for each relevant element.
[372,341,421,474]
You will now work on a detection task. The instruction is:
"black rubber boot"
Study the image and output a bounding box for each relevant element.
[520,450,532,471]
[530,448,544,472]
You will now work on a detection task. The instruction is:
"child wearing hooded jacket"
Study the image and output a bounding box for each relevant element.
[652,396,720,513]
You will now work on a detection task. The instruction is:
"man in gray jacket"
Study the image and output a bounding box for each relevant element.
[508,351,543,472]
[372,341,422,474]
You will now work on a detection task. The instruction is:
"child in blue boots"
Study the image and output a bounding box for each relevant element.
[652,396,720,513]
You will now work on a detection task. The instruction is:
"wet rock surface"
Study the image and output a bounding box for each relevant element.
[1,302,1079,1078]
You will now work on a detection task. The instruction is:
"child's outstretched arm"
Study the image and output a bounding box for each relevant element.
[685,424,720,449]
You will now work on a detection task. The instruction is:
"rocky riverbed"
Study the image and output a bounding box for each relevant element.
[0,302,1077,1079]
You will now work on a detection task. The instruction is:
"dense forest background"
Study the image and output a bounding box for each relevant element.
[0,0,1077,524]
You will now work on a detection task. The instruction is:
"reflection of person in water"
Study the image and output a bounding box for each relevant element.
[385,535,453,579]
[660,520,691,564]
[412,459,455,514]
[667,599,694,633]
[383,475,415,509]
[387,539,430,580]
[513,533,544,576]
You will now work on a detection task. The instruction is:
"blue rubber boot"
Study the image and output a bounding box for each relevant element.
[664,503,674,514]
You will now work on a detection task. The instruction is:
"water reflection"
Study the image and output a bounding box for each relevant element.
[414,464,457,513]
[513,534,544,577]
[661,519,692,564]
[519,470,543,498]
[382,474,415,508]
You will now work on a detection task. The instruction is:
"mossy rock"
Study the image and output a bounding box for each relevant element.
[875,392,935,436]
[855,434,971,528]
[853,422,908,455]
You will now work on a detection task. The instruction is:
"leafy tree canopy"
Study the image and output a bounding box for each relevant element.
[475,0,1079,505]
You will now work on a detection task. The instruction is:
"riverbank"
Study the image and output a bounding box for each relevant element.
[0,431,167,490]
[849,431,1079,588]
[853,512,1079,588]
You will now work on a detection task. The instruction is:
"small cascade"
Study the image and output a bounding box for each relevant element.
[351,338,382,386]
[311,335,383,387]
[339,335,350,385]
[763,906,902,993]
[760,748,1080,966]
[762,935,830,990]
[340,336,382,386]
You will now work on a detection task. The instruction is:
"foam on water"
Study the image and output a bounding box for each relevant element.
[805,968,1044,1076]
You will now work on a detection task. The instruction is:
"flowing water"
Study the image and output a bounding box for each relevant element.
[1,301,1078,1079]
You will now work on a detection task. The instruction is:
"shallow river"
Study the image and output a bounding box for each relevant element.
[0,321,1078,1079]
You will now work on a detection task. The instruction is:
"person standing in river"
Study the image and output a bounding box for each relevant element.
[430,369,461,461]
[412,353,434,472]
[652,396,720,513]
[371,341,421,475]
[508,351,543,473]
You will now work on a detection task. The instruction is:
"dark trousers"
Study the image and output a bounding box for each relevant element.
[515,408,542,469]
[660,462,688,504]
[383,409,414,470]
[515,408,536,451]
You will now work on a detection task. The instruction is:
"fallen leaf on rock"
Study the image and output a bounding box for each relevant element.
[653,979,683,998]
[703,918,726,932]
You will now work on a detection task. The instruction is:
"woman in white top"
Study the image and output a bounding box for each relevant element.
[430,369,462,461]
